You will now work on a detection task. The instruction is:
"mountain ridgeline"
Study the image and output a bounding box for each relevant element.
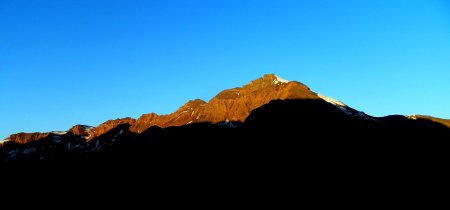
[1,74,450,165]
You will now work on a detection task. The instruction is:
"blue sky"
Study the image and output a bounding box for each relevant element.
[1,0,449,139]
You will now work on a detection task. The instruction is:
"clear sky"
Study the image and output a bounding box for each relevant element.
[1,0,450,139]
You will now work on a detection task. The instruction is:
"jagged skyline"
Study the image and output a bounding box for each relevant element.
[2,73,449,163]
[1,0,450,139]
[3,73,449,145]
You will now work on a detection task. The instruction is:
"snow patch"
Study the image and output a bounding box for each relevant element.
[317,94,346,107]
[407,115,417,120]
[51,131,67,135]
[356,111,376,121]
[7,149,18,159]
[317,93,352,116]
[112,129,124,138]
[82,126,94,132]
[218,120,237,128]
[273,75,289,85]
[22,148,36,155]
[95,139,100,150]
[336,106,353,115]
[317,93,378,122]
[83,127,95,140]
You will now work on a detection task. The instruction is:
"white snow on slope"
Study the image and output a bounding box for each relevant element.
[317,93,378,121]
[317,93,346,107]
[22,148,36,155]
[81,126,94,140]
[81,125,94,131]
[273,75,289,85]
[51,131,67,135]
[317,93,353,115]
[407,115,417,120]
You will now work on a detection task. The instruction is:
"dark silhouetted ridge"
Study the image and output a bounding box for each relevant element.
[1,74,449,171]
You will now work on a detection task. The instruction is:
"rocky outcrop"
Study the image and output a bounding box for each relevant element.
[87,117,136,141]
[129,99,207,133]
[8,132,50,144]
[129,74,319,133]
[69,125,94,136]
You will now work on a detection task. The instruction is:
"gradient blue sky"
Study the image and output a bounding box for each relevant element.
[1,0,450,139]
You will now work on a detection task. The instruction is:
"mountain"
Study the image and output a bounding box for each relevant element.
[1,74,449,165]
[128,74,318,134]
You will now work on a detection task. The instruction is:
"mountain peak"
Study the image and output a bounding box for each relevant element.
[2,74,328,144]
[69,125,94,136]
[182,99,207,109]
[271,74,290,85]
[252,73,289,84]
[238,74,290,94]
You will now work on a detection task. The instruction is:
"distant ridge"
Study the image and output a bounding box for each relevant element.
[3,74,321,143]
[1,74,449,163]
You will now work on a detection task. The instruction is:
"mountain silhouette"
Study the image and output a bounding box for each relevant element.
[1,74,449,169]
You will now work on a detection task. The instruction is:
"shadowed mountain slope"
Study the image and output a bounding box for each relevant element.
[1,74,449,165]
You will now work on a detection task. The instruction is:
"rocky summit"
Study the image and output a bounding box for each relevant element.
[128,74,319,134]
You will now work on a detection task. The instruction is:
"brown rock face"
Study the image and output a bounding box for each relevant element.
[9,132,50,144]
[129,99,207,133]
[87,117,136,141]
[129,74,319,133]
[5,74,321,143]
[69,125,93,136]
